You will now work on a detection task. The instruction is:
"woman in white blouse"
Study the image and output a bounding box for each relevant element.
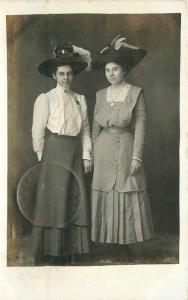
[29,43,92,265]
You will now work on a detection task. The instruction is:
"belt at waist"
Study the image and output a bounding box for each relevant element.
[103,127,131,135]
[48,129,80,138]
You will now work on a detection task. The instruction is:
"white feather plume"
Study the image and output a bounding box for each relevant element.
[72,45,92,71]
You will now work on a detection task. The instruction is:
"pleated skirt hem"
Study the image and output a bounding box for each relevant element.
[91,189,153,245]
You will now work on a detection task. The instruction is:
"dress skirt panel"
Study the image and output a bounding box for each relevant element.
[32,132,90,227]
[91,189,153,244]
[31,225,90,256]
[24,132,90,256]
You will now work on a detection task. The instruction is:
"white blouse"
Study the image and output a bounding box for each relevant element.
[32,84,92,161]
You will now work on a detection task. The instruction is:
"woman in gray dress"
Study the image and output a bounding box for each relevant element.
[17,43,93,265]
[91,35,153,260]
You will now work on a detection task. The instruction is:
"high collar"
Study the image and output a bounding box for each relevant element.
[55,83,72,95]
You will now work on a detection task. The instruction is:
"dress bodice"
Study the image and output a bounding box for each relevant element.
[94,83,142,129]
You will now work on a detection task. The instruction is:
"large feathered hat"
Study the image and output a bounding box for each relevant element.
[93,34,147,73]
[38,43,91,77]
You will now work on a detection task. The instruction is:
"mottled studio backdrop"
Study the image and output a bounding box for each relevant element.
[7,14,180,256]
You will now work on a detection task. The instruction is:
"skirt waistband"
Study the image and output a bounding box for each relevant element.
[103,127,131,135]
[49,131,80,139]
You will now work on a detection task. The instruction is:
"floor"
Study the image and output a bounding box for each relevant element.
[7,232,179,266]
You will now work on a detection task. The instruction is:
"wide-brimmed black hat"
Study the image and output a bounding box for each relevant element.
[93,34,147,73]
[38,43,89,77]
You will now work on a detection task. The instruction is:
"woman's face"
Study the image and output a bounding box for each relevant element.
[53,65,74,88]
[105,62,126,85]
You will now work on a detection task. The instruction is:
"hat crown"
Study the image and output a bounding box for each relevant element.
[38,42,90,77]
[93,34,147,73]
[53,44,79,59]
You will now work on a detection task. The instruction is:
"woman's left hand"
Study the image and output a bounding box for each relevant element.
[130,159,142,176]
[83,159,93,174]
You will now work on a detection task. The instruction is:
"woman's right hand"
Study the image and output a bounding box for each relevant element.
[83,159,93,174]
[37,152,43,161]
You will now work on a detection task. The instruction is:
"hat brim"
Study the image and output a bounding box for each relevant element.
[92,48,147,72]
[17,163,82,226]
[38,58,88,77]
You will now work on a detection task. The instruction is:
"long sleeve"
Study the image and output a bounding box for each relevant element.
[31,93,49,161]
[92,92,103,149]
[132,91,146,162]
[80,95,92,160]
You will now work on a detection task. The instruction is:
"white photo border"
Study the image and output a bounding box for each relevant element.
[0,1,188,300]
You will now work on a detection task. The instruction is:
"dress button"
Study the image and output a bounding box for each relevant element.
[110,102,114,106]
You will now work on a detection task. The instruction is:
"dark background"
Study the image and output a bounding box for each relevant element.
[7,14,180,261]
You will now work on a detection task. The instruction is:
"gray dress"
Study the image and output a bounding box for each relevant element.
[91,83,153,244]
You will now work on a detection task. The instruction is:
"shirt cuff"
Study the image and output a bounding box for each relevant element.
[37,152,43,161]
[132,157,142,163]
[83,152,92,160]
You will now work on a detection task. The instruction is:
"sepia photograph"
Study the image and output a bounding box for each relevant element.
[1,0,188,299]
[7,13,180,267]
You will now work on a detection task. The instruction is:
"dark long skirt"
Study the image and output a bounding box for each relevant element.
[30,132,90,256]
